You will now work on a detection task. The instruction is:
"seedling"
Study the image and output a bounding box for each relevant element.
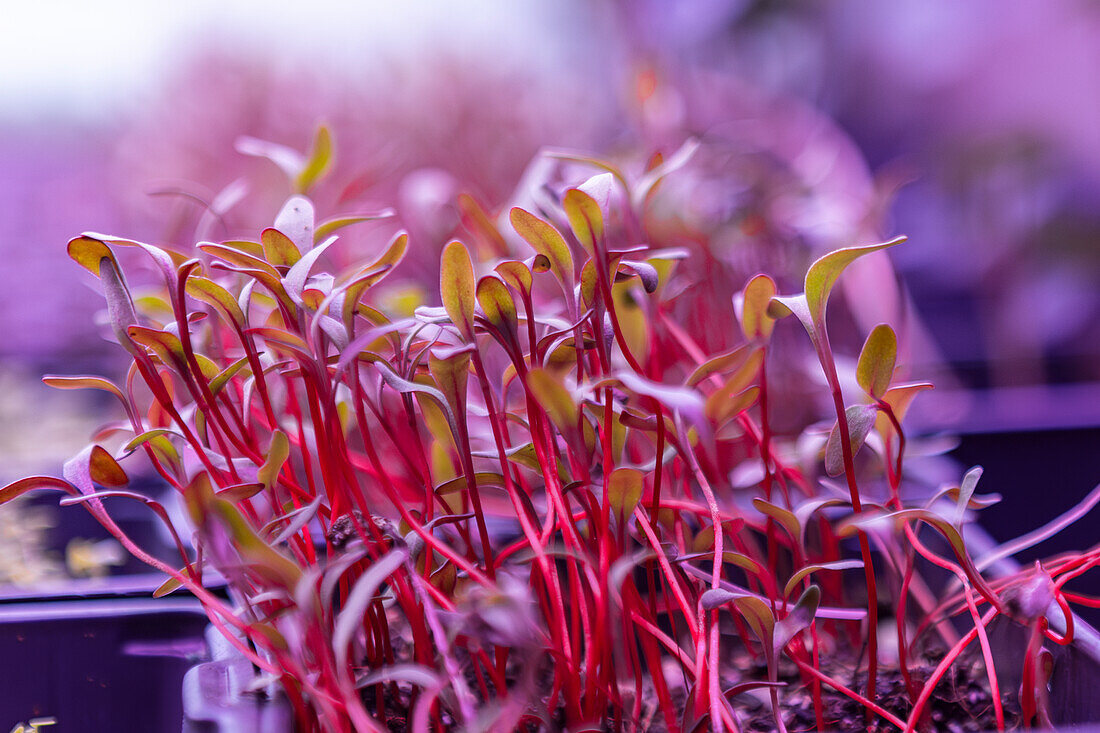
[4,133,1099,732]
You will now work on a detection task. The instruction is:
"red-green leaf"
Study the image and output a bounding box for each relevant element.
[435,472,506,496]
[0,477,75,504]
[216,482,266,503]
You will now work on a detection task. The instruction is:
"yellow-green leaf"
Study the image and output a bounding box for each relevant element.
[258,430,289,490]
[429,350,472,421]
[783,561,863,599]
[476,276,519,344]
[43,375,127,406]
[738,274,777,341]
[67,236,118,276]
[752,498,800,543]
[526,368,579,439]
[261,228,302,268]
[856,324,897,400]
[295,124,333,193]
[563,187,604,254]
[804,236,905,324]
[186,276,247,329]
[733,596,775,645]
[435,472,506,496]
[608,467,644,517]
[440,241,476,341]
[509,207,574,289]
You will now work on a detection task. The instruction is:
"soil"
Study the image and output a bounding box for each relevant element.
[363,636,1023,731]
[735,659,1022,732]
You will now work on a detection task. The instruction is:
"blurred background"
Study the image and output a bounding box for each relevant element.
[2,0,1099,580]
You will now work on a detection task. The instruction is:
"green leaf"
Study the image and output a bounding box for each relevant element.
[509,207,574,289]
[774,585,820,654]
[783,562,863,599]
[856,324,897,400]
[199,241,281,278]
[608,467,644,517]
[295,124,333,193]
[123,428,181,453]
[752,498,800,543]
[340,232,408,328]
[127,326,187,371]
[496,443,569,484]
[824,404,878,477]
[440,241,476,341]
[803,237,905,324]
[434,472,506,496]
[737,274,778,341]
[209,357,251,397]
[734,596,775,647]
[152,566,199,598]
[685,344,753,387]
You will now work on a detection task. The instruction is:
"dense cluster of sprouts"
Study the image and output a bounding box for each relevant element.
[4,134,1099,732]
